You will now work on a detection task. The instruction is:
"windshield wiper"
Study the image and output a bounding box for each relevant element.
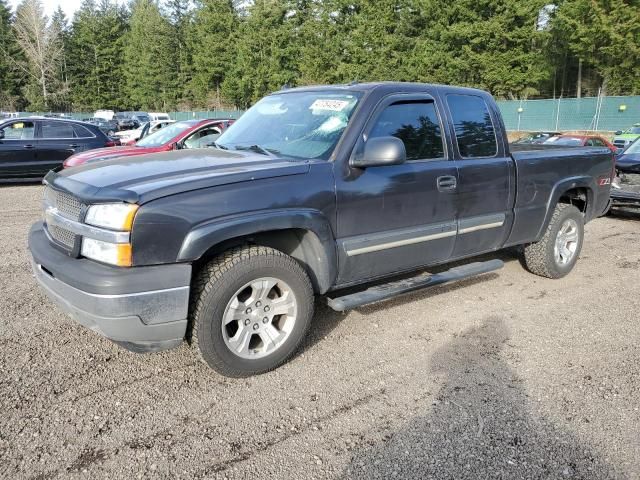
[233,144,278,157]
[212,141,229,150]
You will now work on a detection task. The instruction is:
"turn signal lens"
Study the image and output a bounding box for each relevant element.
[81,238,132,267]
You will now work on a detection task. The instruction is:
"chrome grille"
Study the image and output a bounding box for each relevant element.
[48,225,76,249]
[43,186,83,251]
[44,186,83,221]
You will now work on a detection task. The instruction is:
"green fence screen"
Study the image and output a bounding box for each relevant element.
[14,96,640,132]
[496,96,640,132]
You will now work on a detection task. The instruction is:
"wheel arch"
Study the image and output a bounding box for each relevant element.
[535,176,595,241]
[178,209,337,294]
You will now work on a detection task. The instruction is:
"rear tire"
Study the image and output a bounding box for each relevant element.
[189,246,314,377]
[522,203,584,279]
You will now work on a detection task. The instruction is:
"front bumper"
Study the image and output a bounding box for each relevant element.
[29,222,191,353]
[610,189,640,208]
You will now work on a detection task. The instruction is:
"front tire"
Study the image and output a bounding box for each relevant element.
[522,203,584,279]
[189,246,314,377]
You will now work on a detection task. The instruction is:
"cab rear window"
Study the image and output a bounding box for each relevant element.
[447,94,498,158]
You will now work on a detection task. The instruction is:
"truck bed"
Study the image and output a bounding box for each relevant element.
[505,144,614,246]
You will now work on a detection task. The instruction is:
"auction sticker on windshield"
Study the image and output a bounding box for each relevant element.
[310,99,350,112]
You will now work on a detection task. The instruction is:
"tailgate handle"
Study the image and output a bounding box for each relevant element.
[437,175,457,191]
[23,144,35,149]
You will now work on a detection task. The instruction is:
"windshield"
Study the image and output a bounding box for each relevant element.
[134,115,151,123]
[546,137,582,146]
[216,90,362,160]
[136,121,192,147]
[624,138,640,154]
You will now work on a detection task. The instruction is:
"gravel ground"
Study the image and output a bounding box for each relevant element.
[0,184,639,480]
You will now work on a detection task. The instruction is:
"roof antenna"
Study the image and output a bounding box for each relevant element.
[281,83,291,90]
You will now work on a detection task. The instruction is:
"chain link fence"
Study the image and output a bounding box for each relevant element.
[11,96,639,132]
[497,96,640,132]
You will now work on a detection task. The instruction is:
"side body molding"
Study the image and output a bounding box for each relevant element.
[177,208,337,293]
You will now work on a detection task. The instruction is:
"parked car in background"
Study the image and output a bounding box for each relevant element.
[114,120,175,145]
[130,112,151,126]
[611,137,640,211]
[113,112,137,130]
[0,117,116,181]
[149,112,171,121]
[612,124,640,152]
[63,118,234,167]
[94,110,115,121]
[87,118,119,136]
[543,134,617,153]
[513,131,561,144]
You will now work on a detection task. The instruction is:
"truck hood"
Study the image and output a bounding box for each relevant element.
[48,149,311,204]
[616,152,640,173]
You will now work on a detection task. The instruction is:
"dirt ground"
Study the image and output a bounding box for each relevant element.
[1,184,639,479]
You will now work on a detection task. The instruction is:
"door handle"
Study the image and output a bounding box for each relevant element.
[437,175,457,192]
[23,144,35,149]
[69,144,78,148]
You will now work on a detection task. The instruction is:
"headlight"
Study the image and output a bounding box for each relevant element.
[81,238,132,267]
[85,203,138,231]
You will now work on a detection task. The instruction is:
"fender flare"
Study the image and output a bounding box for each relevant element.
[177,208,337,293]
[535,175,595,240]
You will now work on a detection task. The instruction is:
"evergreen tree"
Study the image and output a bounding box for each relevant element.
[122,0,176,109]
[188,0,237,107]
[164,0,194,107]
[67,0,128,110]
[552,0,640,96]
[411,0,552,99]
[0,0,24,110]
[221,0,299,107]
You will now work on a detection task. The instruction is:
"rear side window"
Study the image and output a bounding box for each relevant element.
[1,121,35,139]
[41,121,75,138]
[73,124,95,138]
[447,94,497,158]
[368,101,444,160]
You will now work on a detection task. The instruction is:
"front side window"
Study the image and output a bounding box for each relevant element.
[368,101,444,160]
[1,121,35,140]
[216,90,362,160]
[183,126,222,149]
[447,94,498,158]
[41,121,75,138]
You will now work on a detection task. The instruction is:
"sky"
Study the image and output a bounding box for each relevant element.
[8,0,106,19]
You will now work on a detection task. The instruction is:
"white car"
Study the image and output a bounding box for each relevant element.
[94,109,115,121]
[114,120,175,144]
[149,112,171,121]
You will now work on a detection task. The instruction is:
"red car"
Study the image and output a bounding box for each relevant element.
[543,134,617,153]
[63,119,234,168]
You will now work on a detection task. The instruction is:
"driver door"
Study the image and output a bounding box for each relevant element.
[335,94,459,285]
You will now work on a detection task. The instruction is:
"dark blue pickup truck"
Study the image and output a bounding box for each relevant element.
[28,82,614,377]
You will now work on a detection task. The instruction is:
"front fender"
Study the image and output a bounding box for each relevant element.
[177,208,337,293]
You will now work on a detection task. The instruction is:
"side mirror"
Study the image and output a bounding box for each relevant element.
[350,136,406,168]
[615,130,623,135]
[0,129,4,140]
[171,142,181,150]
